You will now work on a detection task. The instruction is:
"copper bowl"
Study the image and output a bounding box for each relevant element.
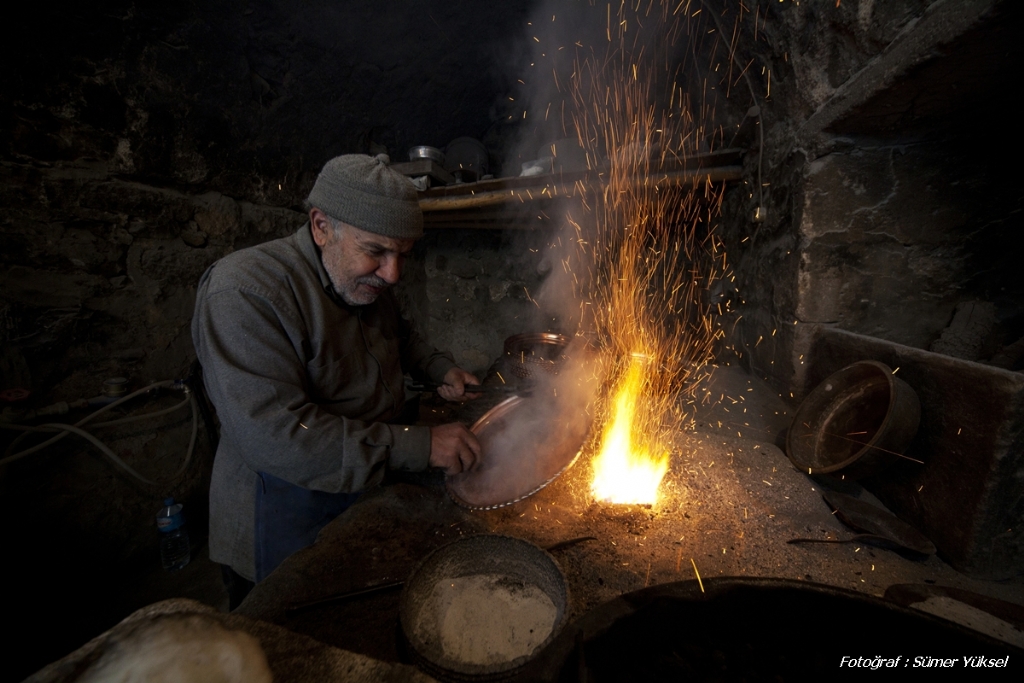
[786,361,921,479]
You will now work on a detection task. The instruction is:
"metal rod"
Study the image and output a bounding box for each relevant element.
[418,167,744,212]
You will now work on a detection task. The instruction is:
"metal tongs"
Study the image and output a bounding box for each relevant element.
[404,379,522,395]
[787,490,936,555]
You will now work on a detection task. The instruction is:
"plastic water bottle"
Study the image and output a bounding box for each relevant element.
[156,497,191,571]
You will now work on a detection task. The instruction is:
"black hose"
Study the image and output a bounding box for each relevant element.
[187,360,220,452]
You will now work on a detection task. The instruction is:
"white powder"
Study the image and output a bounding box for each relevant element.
[415,573,558,666]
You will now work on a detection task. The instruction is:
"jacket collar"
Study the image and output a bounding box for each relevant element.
[294,222,330,289]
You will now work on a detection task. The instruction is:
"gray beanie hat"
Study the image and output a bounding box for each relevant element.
[306,154,423,239]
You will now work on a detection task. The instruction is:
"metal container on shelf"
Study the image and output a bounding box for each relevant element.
[786,360,921,479]
[444,137,489,182]
[409,145,445,165]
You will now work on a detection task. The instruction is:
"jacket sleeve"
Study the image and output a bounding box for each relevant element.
[193,283,431,493]
[390,293,457,383]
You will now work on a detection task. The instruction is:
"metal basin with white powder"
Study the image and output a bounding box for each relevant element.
[399,535,568,682]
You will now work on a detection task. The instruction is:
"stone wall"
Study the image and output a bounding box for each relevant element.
[412,228,560,377]
[711,0,934,389]
[0,161,301,393]
[795,137,1017,352]
[717,0,1022,393]
[1,1,532,204]
[0,159,302,573]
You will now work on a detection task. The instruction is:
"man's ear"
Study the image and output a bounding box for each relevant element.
[309,208,333,247]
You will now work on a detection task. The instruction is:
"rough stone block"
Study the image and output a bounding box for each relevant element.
[1,265,105,308]
[930,300,997,361]
[794,324,1024,578]
[796,145,972,351]
[192,191,241,238]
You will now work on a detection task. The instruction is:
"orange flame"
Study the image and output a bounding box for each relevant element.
[591,356,670,505]
[543,1,747,505]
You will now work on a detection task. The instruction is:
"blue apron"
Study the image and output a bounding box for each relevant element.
[254,471,360,582]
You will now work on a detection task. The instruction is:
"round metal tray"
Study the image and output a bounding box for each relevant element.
[446,395,588,510]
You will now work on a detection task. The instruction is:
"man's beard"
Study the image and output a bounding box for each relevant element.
[335,274,390,306]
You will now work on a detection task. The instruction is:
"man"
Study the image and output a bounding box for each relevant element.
[192,154,481,602]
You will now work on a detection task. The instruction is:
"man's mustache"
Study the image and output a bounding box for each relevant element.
[357,275,390,289]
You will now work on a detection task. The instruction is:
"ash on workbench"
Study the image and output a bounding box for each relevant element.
[235,365,1024,667]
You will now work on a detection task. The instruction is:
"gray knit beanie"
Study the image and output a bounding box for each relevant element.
[306,154,423,239]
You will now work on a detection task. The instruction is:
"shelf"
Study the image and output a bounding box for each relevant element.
[416,148,747,230]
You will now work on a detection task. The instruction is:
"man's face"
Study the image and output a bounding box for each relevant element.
[310,209,415,306]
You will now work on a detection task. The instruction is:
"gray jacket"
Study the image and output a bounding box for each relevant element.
[192,224,455,580]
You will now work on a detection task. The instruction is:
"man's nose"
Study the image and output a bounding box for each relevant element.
[377,254,402,284]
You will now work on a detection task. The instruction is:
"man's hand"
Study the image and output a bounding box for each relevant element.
[429,423,482,474]
[438,367,481,401]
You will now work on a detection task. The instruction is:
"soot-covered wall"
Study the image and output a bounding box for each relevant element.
[716,0,1023,389]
